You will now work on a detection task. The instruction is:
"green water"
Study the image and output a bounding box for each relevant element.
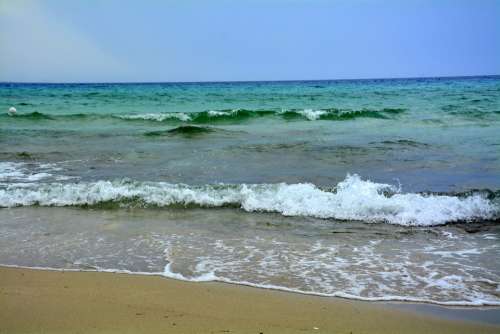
[0,77,499,305]
[1,77,499,189]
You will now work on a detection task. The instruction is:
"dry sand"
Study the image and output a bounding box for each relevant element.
[1,266,499,334]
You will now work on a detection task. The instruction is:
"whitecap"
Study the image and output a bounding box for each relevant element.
[296,109,328,120]
[116,113,192,122]
[0,174,496,226]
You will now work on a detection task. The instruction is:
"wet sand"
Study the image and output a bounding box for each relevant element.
[1,266,499,334]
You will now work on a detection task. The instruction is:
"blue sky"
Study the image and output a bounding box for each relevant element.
[0,0,499,82]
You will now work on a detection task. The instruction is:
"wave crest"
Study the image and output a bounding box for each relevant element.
[0,175,496,226]
[2,107,406,123]
[119,108,406,123]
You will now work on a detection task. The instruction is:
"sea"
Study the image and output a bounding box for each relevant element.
[0,76,499,306]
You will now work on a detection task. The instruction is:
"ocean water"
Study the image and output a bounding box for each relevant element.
[0,77,499,305]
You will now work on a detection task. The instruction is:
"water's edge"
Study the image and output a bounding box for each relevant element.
[2,263,500,308]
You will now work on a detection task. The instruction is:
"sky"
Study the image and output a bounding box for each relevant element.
[0,0,499,83]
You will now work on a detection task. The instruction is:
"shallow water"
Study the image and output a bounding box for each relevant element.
[1,207,499,305]
[0,77,499,305]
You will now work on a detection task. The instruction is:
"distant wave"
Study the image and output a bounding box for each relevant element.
[4,111,55,120]
[2,107,406,123]
[1,174,497,226]
[144,125,218,137]
[116,112,192,122]
[117,108,406,122]
[3,111,94,121]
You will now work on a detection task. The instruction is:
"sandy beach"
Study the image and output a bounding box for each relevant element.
[2,1,499,333]
[1,266,498,334]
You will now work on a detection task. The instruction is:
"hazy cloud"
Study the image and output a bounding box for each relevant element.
[0,0,498,82]
[0,0,131,82]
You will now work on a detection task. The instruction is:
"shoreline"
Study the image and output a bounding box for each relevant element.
[1,266,499,333]
[4,263,500,309]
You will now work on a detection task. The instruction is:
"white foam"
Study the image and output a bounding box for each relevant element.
[154,233,500,306]
[4,262,497,306]
[0,174,496,226]
[159,235,500,305]
[296,109,328,120]
[0,162,71,182]
[163,263,218,282]
[116,109,378,122]
[2,227,499,306]
[116,113,192,122]
[207,110,232,117]
[3,262,496,306]
[0,162,25,180]
[288,108,366,120]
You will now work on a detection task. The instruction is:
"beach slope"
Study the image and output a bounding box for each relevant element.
[1,266,498,334]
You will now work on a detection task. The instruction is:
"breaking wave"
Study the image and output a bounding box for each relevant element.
[2,107,406,123]
[0,174,497,226]
[0,161,74,182]
[117,107,406,122]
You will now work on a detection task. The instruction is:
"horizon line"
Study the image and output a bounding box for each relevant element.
[1,74,499,85]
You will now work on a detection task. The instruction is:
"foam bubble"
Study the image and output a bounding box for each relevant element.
[0,175,496,226]
[0,161,71,183]
[207,110,233,117]
[116,113,192,122]
[163,263,218,282]
[296,109,328,120]
[0,162,25,180]
[157,234,500,306]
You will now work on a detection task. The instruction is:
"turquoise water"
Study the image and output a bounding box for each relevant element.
[1,77,499,189]
[1,76,499,305]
